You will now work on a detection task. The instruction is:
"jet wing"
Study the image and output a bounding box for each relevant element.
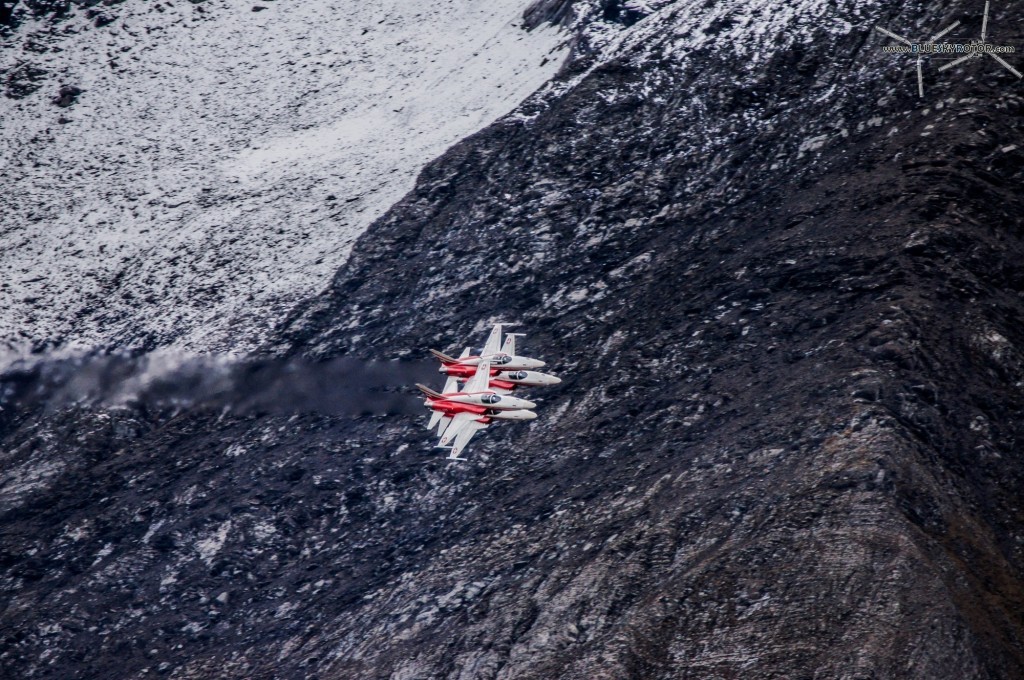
[435,414,453,437]
[449,420,488,459]
[438,412,478,447]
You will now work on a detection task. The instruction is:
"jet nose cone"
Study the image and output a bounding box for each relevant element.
[530,359,546,368]
[522,410,538,420]
[519,399,537,409]
[548,375,562,385]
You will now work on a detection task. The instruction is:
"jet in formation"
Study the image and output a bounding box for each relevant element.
[416,324,560,460]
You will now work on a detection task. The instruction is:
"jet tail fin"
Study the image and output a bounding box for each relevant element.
[482,324,504,356]
[465,360,491,393]
[501,333,526,356]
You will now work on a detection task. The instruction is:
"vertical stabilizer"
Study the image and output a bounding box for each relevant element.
[501,333,526,356]
[482,324,504,356]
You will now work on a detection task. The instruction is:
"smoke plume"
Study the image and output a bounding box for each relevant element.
[0,351,440,419]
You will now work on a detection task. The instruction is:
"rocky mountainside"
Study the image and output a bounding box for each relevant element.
[4,0,1024,678]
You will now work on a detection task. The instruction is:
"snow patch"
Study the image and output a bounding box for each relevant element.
[1,0,567,352]
[195,520,232,565]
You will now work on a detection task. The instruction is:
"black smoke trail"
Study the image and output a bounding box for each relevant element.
[0,352,440,421]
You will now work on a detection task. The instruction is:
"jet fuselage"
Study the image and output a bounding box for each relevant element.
[443,353,545,371]
[440,364,561,388]
[423,397,537,422]
[438,390,536,410]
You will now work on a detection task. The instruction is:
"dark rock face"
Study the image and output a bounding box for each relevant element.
[3,62,47,99]
[0,1,17,26]
[4,1,1024,678]
[51,83,81,107]
[598,0,649,27]
[23,0,64,16]
[523,0,576,29]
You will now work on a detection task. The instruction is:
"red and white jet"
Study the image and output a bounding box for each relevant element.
[431,324,559,393]
[437,361,561,394]
[416,359,536,461]
[429,323,546,372]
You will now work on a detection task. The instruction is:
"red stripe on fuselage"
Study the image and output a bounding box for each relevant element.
[441,364,499,378]
[425,398,487,416]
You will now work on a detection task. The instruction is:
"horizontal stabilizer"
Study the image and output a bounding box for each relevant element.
[430,349,459,365]
[416,383,444,398]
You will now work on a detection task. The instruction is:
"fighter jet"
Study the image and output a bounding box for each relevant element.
[439,362,561,394]
[429,323,546,371]
[434,326,559,393]
[416,360,536,460]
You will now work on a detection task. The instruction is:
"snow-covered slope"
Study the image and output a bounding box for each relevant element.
[0,0,566,357]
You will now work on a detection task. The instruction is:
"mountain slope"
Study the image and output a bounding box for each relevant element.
[3,0,1024,678]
